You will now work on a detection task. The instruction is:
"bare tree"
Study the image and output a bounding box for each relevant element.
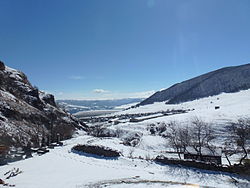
[223,141,236,166]
[228,118,250,165]
[179,125,191,152]
[189,117,216,157]
[167,121,181,159]
[167,121,190,159]
[166,118,216,160]
[90,124,106,137]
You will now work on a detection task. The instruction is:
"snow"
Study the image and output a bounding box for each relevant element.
[4,66,23,81]
[0,133,248,188]
[185,146,222,156]
[74,110,120,118]
[114,102,139,110]
[38,91,50,100]
[0,90,17,102]
[117,89,250,123]
[1,90,250,187]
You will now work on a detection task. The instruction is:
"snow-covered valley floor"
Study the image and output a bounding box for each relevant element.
[0,133,249,188]
[1,90,250,188]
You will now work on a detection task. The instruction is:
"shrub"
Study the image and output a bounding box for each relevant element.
[243,159,250,166]
[122,133,142,147]
[147,122,167,136]
[72,144,120,158]
[89,126,116,138]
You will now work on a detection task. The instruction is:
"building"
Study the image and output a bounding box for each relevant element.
[184,147,222,165]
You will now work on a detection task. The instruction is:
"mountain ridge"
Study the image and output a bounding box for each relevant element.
[139,63,250,106]
[0,61,85,147]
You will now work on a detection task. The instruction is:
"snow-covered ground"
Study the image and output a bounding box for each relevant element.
[116,89,250,121]
[0,133,249,188]
[1,90,250,187]
[111,89,250,147]
[110,90,250,164]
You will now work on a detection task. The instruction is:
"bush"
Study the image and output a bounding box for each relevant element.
[147,122,167,136]
[115,129,142,147]
[122,133,142,147]
[89,126,116,138]
[72,144,120,158]
[243,159,250,166]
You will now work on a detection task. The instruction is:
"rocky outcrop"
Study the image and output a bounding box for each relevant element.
[0,61,5,71]
[40,93,57,107]
[139,63,250,106]
[0,61,87,147]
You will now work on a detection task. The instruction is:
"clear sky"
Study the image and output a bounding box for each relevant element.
[0,0,250,99]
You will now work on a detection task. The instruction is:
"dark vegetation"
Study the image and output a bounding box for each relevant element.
[155,156,250,176]
[166,118,216,160]
[80,109,188,124]
[88,125,116,138]
[148,117,250,176]
[224,118,250,165]
[72,144,120,158]
[88,125,142,147]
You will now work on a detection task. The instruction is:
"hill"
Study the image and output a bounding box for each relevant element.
[1,89,249,187]
[139,63,250,106]
[0,61,85,147]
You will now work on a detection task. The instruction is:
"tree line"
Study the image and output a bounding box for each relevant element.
[164,117,250,166]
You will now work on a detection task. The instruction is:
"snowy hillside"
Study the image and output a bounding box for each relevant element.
[1,89,250,187]
[139,63,250,105]
[0,132,249,188]
[0,62,85,147]
[118,89,250,122]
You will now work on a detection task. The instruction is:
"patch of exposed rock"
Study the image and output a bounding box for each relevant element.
[0,61,87,147]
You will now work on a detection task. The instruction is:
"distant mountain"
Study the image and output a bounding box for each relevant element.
[139,63,250,106]
[0,61,85,147]
[57,98,143,114]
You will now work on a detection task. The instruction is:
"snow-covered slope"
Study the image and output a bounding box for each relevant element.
[106,89,250,165]
[0,132,249,188]
[0,62,85,147]
[0,87,249,187]
[1,61,250,187]
[118,89,250,122]
[139,63,250,105]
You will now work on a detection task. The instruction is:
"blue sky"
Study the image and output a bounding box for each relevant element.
[0,0,250,99]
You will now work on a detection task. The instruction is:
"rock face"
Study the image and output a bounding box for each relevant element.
[139,63,250,106]
[0,61,5,71]
[0,61,86,147]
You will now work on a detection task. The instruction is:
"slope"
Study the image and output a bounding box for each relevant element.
[139,63,250,105]
[0,61,85,147]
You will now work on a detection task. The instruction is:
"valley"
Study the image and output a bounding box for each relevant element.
[1,87,250,187]
[1,1,250,187]
[1,63,250,187]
